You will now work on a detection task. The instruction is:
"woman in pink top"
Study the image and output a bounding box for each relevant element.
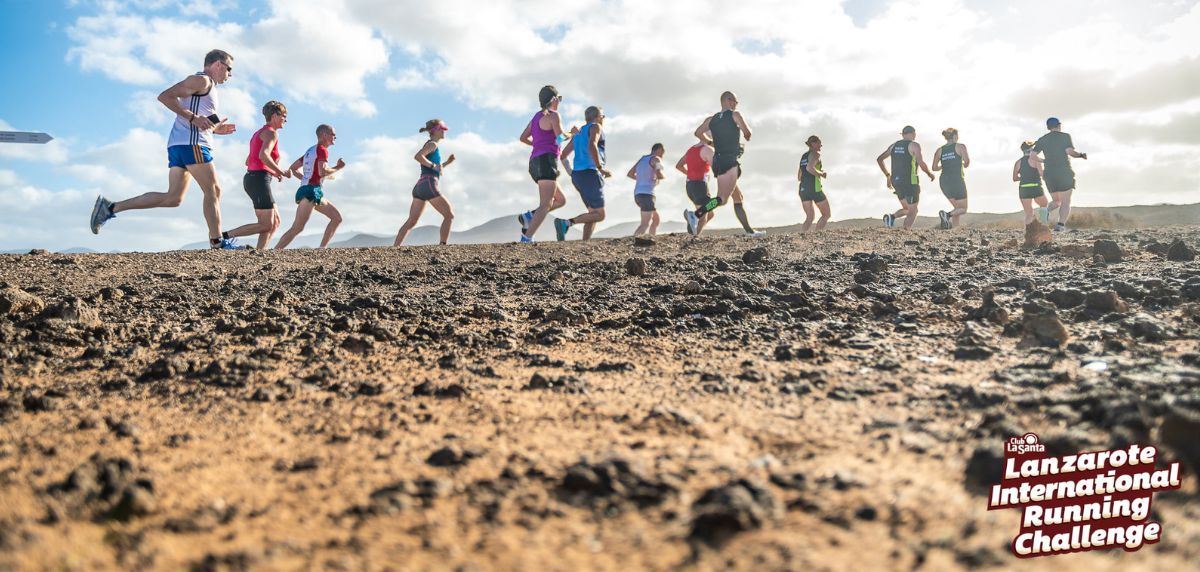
[223,100,291,249]
[516,85,566,242]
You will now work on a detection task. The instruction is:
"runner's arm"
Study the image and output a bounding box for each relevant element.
[288,157,303,179]
[560,138,574,171]
[693,117,713,140]
[443,154,456,168]
[1066,147,1087,159]
[675,155,689,176]
[320,157,346,177]
[959,143,971,168]
[876,148,891,178]
[931,151,942,172]
[732,111,752,141]
[258,129,287,177]
[627,164,637,180]
[912,142,935,181]
[797,161,805,181]
[1012,160,1021,182]
[158,75,215,129]
[652,157,665,181]
[550,111,564,137]
[588,125,604,173]
[519,123,533,146]
[807,151,825,178]
[413,141,438,169]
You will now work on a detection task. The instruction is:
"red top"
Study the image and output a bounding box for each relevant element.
[246,125,279,173]
[684,144,710,181]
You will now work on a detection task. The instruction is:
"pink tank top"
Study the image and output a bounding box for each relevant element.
[246,125,279,172]
[530,111,559,158]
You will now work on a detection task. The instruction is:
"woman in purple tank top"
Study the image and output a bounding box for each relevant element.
[516,85,567,242]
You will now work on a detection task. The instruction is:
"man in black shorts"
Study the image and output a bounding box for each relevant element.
[684,91,752,236]
[876,125,934,229]
[1032,117,1088,232]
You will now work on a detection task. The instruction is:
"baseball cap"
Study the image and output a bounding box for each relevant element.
[1046,117,1061,128]
[901,125,916,134]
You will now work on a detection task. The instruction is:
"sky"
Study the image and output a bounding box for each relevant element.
[1,0,1198,252]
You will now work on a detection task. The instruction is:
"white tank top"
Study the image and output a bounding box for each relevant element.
[166,72,219,149]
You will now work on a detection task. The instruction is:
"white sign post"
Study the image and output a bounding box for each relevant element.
[0,131,54,144]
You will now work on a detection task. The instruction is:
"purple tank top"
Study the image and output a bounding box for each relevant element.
[530,111,560,158]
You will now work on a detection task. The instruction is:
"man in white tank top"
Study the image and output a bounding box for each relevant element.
[89,49,239,249]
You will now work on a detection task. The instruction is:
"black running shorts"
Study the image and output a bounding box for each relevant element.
[939,176,967,201]
[528,153,560,182]
[243,170,275,210]
[685,180,711,207]
[711,153,742,178]
[1044,169,1075,194]
[634,193,656,212]
[892,179,920,204]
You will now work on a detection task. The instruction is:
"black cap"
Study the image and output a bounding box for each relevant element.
[901,125,916,134]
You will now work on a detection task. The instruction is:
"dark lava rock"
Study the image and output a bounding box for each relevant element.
[855,256,888,274]
[340,335,376,355]
[1161,405,1200,475]
[411,381,468,399]
[688,478,779,546]
[22,393,58,413]
[47,455,156,521]
[954,346,994,360]
[356,478,451,515]
[1046,289,1086,309]
[853,271,878,285]
[558,457,678,509]
[426,445,482,468]
[742,247,769,265]
[625,257,647,277]
[963,445,1004,493]
[37,297,100,324]
[1085,291,1129,314]
[1122,313,1170,342]
[774,345,815,361]
[1167,239,1196,261]
[1093,239,1123,262]
[633,236,655,247]
[523,373,588,394]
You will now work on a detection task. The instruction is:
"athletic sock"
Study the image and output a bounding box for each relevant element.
[221,231,231,240]
[733,202,755,233]
[695,196,724,217]
[209,237,221,247]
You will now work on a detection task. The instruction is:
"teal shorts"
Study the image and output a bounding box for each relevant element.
[295,185,324,205]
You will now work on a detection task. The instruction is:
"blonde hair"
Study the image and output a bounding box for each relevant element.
[942,127,959,141]
[418,119,443,133]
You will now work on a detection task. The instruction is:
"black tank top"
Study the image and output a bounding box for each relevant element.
[939,143,963,179]
[890,140,915,184]
[1019,155,1041,186]
[799,151,817,191]
[710,111,741,157]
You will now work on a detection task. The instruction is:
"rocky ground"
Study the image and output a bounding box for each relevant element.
[1,226,1199,571]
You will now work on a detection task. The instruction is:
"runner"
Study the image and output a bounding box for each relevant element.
[394,119,457,246]
[797,135,830,234]
[684,91,752,237]
[553,106,611,241]
[517,85,567,242]
[875,125,934,229]
[629,143,665,237]
[1032,117,1088,232]
[274,124,345,249]
[1014,140,1049,225]
[676,135,716,229]
[932,127,970,229]
[221,100,290,250]
[89,49,239,249]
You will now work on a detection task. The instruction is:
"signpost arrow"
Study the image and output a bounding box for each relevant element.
[0,131,54,144]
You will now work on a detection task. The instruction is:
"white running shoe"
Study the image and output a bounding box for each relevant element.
[745,231,766,238]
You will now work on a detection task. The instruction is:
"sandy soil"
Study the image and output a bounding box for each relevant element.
[1,226,1198,571]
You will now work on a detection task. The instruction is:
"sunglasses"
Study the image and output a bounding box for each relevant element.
[220,61,232,73]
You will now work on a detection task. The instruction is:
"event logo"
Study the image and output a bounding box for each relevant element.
[987,433,1184,558]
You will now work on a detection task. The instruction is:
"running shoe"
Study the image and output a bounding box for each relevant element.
[212,238,240,250]
[883,214,895,228]
[1053,223,1066,232]
[553,217,570,241]
[745,231,766,238]
[938,210,950,229]
[516,210,533,234]
[684,209,698,236]
[1036,207,1049,224]
[519,234,533,244]
[90,195,115,234]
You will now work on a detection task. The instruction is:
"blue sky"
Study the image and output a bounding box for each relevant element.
[2,0,1198,251]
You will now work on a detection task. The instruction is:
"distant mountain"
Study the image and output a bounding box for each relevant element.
[61,247,98,254]
[594,220,686,238]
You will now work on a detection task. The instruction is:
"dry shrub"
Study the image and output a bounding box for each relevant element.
[1067,210,1135,229]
